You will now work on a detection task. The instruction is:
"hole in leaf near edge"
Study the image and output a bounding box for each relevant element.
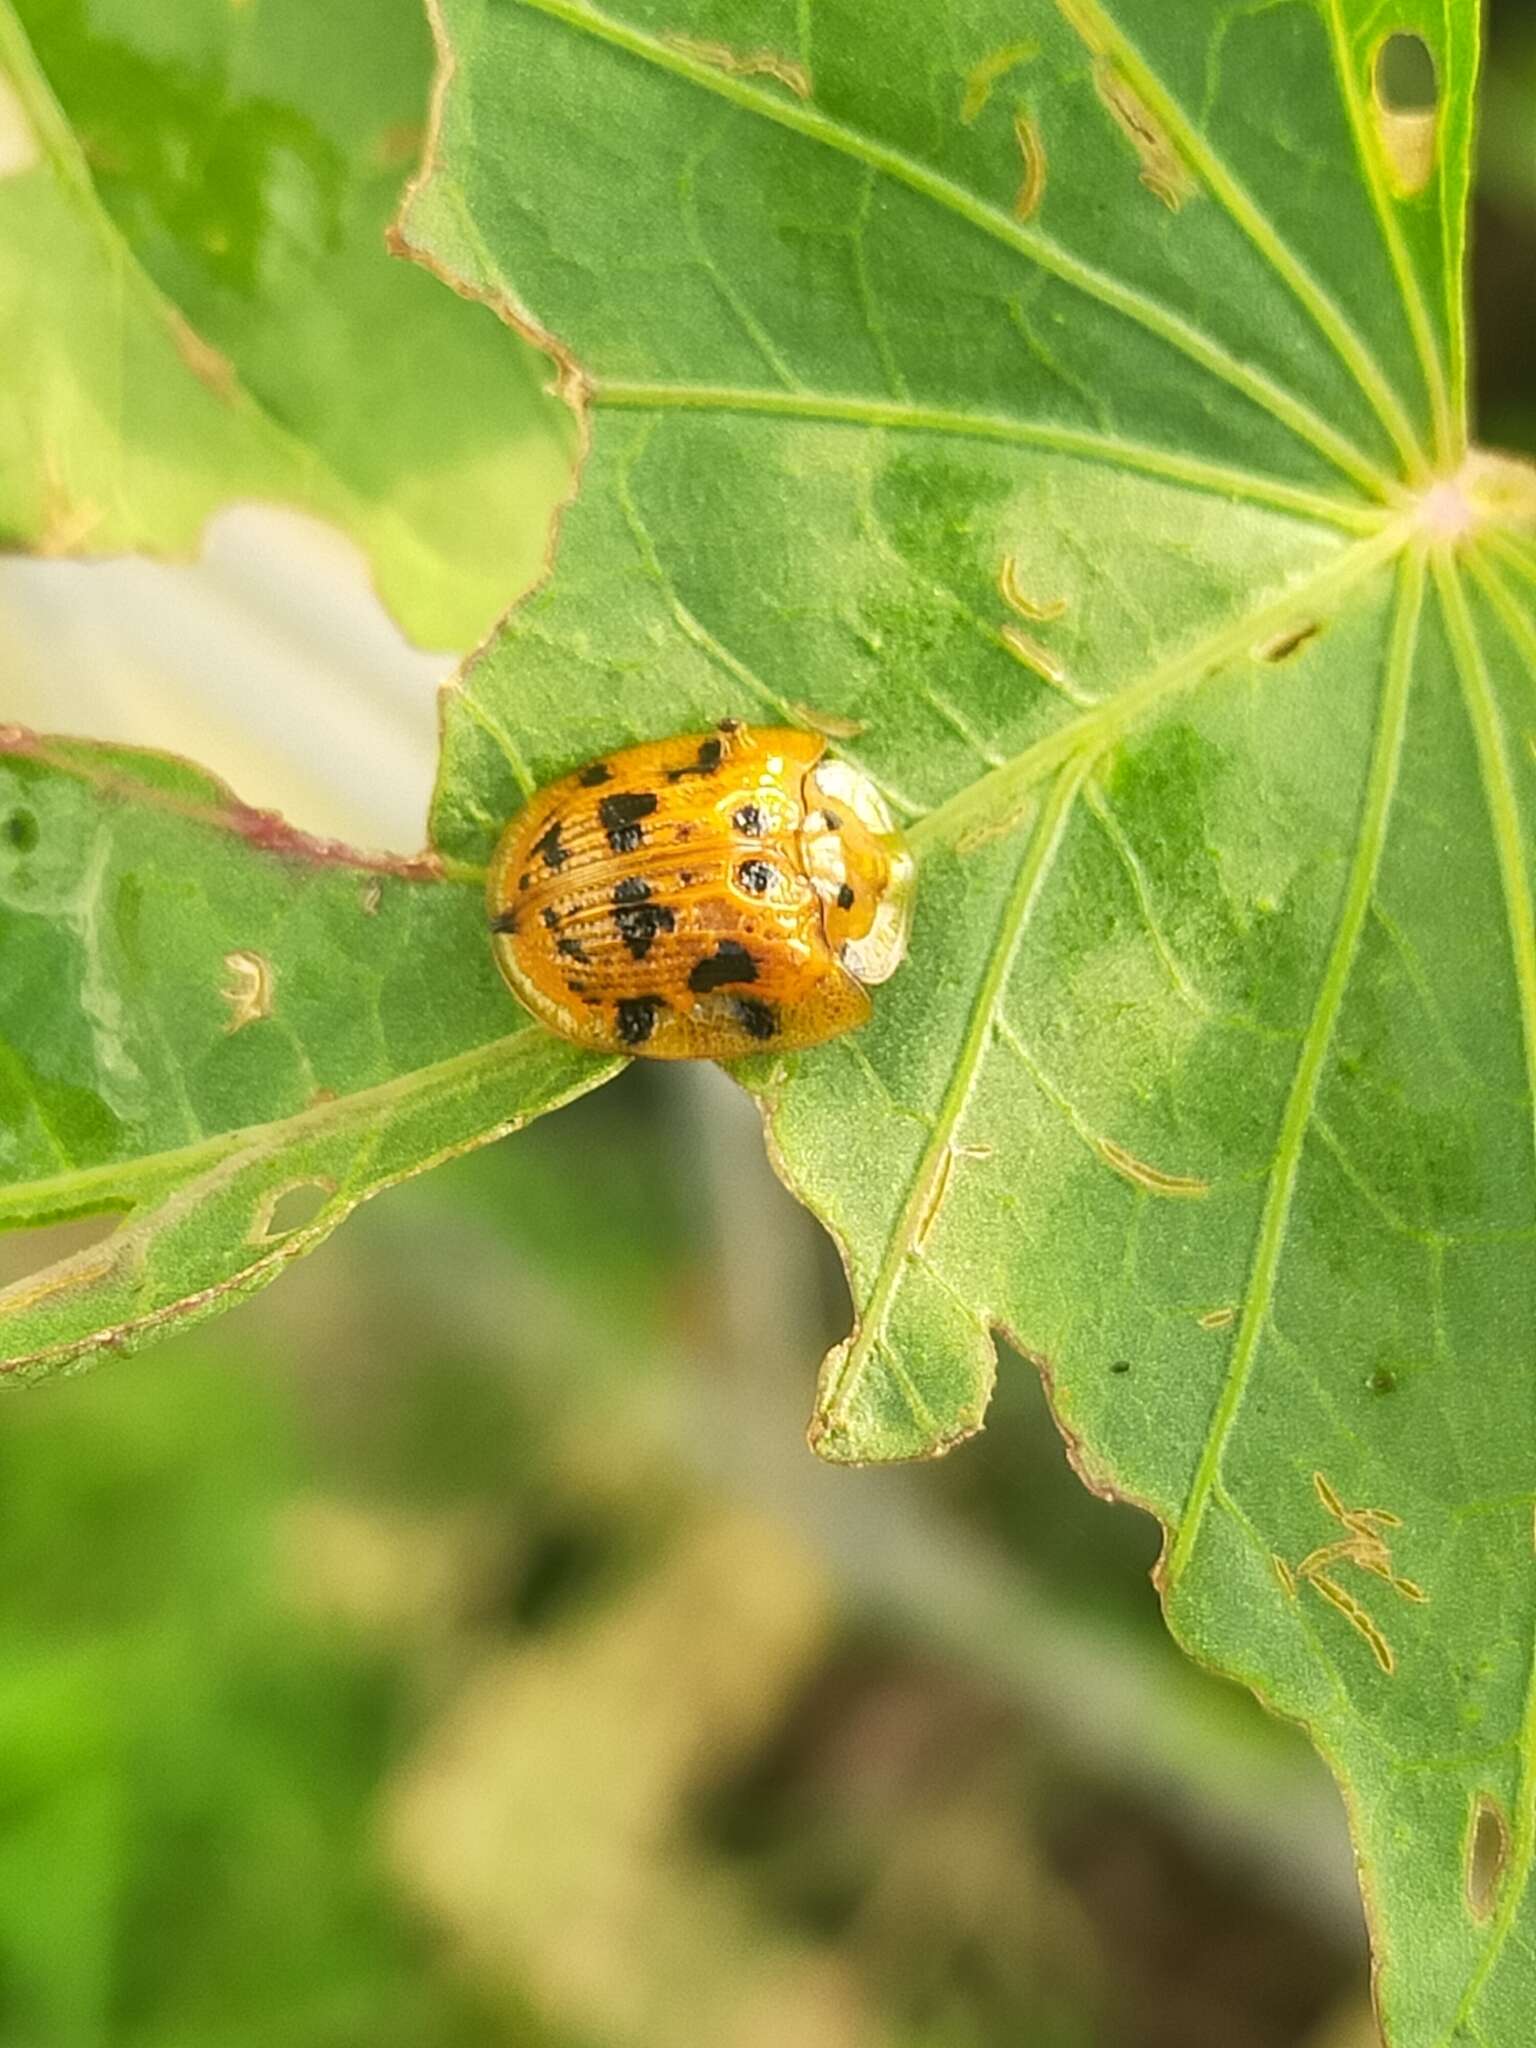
[1375,31,1438,111]
[1372,32,1438,195]
[0,1212,123,1292]
[1467,1794,1510,1920]
[253,1180,334,1242]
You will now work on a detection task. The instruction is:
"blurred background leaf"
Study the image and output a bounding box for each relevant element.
[1,0,573,649]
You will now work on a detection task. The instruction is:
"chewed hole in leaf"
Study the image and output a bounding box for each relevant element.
[1375,30,1438,110]
[1091,59,1195,210]
[2,806,39,852]
[1467,1794,1510,1920]
[222,949,274,1032]
[252,1180,334,1243]
[1372,33,1438,195]
[0,1213,123,1296]
[1255,622,1323,664]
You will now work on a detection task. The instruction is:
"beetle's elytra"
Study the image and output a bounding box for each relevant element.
[486,720,914,1060]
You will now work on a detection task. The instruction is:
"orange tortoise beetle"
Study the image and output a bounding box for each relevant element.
[487,720,915,1059]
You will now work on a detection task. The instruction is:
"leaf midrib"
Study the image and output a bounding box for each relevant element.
[910,520,1411,851]
[816,759,1090,1443]
[0,1025,601,1233]
[590,381,1390,532]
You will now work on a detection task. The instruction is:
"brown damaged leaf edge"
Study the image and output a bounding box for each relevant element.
[0,726,444,880]
[386,0,592,676]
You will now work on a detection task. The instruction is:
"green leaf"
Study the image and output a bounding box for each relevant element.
[389,0,1536,2038]
[0,733,618,1372]
[0,0,572,646]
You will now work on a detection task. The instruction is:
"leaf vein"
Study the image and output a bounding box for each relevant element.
[1055,0,1429,476]
[1165,548,1424,1583]
[590,381,1390,530]
[512,0,1392,493]
[815,760,1089,1439]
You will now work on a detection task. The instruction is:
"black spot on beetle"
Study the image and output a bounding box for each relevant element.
[519,872,533,891]
[532,820,568,871]
[616,995,666,1046]
[600,790,658,853]
[556,936,591,963]
[822,809,843,830]
[612,877,676,959]
[541,907,561,929]
[732,803,766,837]
[489,910,519,934]
[738,859,772,896]
[836,882,856,911]
[689,940,759,993]
[578,761,613,787]
[733,996,777,1040]
[622,909,676,959]
[666,735,724,782]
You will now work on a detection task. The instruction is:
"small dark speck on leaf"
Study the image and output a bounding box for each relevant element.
[3,808,39,852]
[1109,1360,1131,1376]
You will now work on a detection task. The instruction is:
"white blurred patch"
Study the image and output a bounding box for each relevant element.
[0,504,454,852]
[0,69,40,177]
